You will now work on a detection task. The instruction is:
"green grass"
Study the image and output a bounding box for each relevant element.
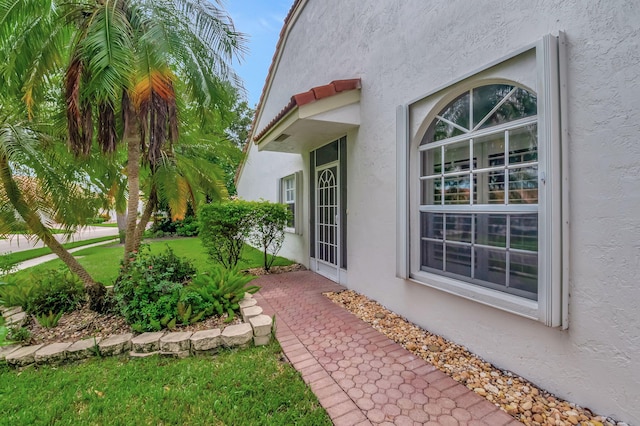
[0,236,118,265]
[0,228,66,239]
[0,342,331,425]
[11,238,293,285]
[89,222,119,227]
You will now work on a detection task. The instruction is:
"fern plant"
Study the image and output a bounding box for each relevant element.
[36,311,63,328]
[185,266,259,323]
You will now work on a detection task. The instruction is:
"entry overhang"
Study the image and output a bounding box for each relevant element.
[254,79,361,153]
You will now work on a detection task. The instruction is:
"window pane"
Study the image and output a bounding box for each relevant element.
[476,214,507,248]
[474,132,505,168]
[509,252,538,298]
[444,142,470,173]
[421,177,442,205]
[474,170,505,204]
[316,141,338,165]
[479,87,537,130]
[421,149,441,177]
[508,124,538,166]
[445,214,472,243]
[287,204,295,228]
[421,212,444,240]
[474,247,507,286]
[440,93,471,131]
[445,244,472,277]
[424,118,466,143]
[472,84,514,128]
[444,175,471,204]
[421,240,443,270]
[510,214,538,252]
[508,166,538,204]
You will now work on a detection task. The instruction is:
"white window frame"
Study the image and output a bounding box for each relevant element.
[279,171,303,234]
[397,34,568,328]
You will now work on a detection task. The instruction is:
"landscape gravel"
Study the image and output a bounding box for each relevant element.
[326,290,623,426]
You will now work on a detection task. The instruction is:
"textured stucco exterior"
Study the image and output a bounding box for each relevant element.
[236,1,640,423]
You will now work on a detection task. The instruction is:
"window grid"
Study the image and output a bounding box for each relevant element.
[419,85,538,300]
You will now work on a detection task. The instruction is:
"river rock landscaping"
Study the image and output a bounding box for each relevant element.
[325,290,625,426]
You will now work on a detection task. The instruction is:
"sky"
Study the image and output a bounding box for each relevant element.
[226,0,293,107]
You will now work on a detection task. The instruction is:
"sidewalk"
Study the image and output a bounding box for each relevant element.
[254,271,521,426]
[0,226,120,271]
[0,226,119,255]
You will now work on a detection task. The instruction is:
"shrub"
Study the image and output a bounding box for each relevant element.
[113,246,195,331]
[175,216,199,237]
[184,266,259,323]
[36,311,63,328]
[199,201,254,268]
[0,270,84,315]
[0,252,17,277]
[248,201,291,272]
[8,326,30,343]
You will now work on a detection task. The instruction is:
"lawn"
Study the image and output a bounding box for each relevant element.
[0,236,117,266]
[0,342,331,426]
[11,237,293,284]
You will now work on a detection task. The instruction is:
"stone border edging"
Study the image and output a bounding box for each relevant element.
[0,292,274,368]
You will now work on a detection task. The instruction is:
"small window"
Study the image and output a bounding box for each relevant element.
[279,171,303,234]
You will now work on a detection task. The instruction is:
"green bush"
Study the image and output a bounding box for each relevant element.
[199,201,254,268]
[113,246,196,331]
[175,216,199,237]
[248,201,291,272]
[184,266,259,323]
[0,270,85,315]
[0,252,17,277]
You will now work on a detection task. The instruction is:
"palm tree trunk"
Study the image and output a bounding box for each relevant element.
[123,135,141,264]
[0,153,106,310]
[116,211,127,244]
[133,185,156,252]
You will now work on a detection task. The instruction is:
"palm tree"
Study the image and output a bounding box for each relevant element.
[61,0,245,264]
[0,104,109,308]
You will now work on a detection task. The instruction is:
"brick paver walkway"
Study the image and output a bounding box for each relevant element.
[254,271,521,426]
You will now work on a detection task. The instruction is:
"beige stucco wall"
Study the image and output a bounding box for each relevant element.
[237,1,640,422]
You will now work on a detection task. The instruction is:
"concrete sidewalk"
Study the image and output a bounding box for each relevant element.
[0,225,119,255]
[254,271,520,426]
[1,226,120,271]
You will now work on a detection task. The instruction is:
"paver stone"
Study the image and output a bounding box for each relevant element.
[67,338,102,361]
[35,342,72,365]
[0,344,21,361]
[221,323,253,347]
[241,305,263,322]
[98,333,133,356]
[131,332,165,353]
[5,344,44,367]
[190,329,222,352]
[238,298,257,309]
[249,314,273,337]
[160,332,193,352]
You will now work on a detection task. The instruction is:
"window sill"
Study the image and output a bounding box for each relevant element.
[409,270,539,321]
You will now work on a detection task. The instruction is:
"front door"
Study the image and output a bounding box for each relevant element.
[315,163,339,280]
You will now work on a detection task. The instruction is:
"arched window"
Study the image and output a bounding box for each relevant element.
[418,84,539,300]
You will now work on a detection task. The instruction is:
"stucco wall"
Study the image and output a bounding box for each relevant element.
[237,0,640,422]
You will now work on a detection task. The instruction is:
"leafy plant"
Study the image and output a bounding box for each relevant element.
[8,326,31,343]
[23,270,85,315]
[186,266,259,323]
[248,201,291,272]
[36,311,63,328]
[0,278,33,309]
[0,252,17,277]
[113,246,193,331]
[199,201,254,268]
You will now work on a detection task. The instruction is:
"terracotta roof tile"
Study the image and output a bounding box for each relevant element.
[253,78,361,142]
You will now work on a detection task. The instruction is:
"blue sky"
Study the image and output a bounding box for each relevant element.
[226,0,293,107]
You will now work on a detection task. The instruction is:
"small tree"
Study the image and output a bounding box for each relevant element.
[248,201,291,272]
[198,201,253,269]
